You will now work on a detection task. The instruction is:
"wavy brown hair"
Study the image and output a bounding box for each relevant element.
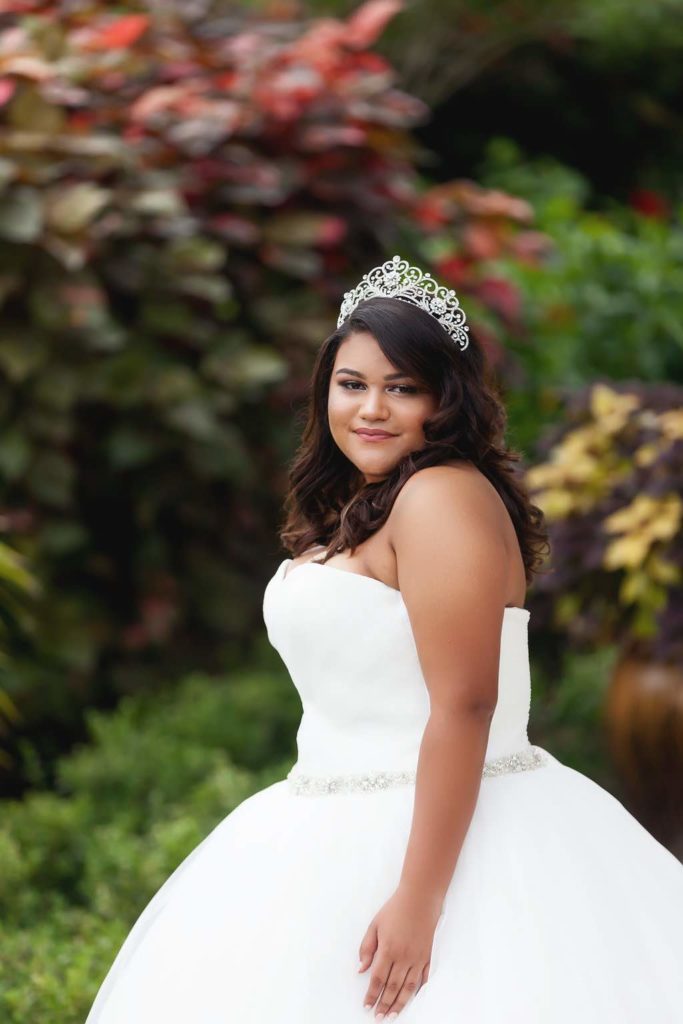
[279,295,549,584]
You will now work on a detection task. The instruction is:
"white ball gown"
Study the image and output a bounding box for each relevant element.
[85,556,683,1023]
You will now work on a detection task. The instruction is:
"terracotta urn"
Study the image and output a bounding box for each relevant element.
[604,655,683,859]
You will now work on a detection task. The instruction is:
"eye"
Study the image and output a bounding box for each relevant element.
[338,381,419,394]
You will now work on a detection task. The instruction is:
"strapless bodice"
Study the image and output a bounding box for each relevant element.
[263,558,535,779]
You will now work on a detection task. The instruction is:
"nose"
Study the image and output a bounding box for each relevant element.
[359,387,389,418]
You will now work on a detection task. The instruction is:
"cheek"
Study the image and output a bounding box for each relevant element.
[327,390,343,419]
[408,399,436,433]
[327,390,351,429]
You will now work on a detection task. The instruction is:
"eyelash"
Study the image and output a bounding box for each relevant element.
[338,381,419,395]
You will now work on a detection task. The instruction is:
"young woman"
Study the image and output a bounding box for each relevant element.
[85,256,683,1023]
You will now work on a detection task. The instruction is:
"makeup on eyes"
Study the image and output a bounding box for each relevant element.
[338,381,419,394]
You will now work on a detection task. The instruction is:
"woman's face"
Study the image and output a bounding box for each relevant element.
[328,331,438,484]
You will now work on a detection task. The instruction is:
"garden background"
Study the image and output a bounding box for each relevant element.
[1,0,682,1018]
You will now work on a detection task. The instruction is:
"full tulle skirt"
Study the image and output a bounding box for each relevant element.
[85,750,683,1024]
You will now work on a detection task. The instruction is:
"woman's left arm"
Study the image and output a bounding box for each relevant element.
[358,466,511,1018]
[398,693,496,903]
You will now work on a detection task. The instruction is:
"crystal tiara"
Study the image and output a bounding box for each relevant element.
[337,254,470,351]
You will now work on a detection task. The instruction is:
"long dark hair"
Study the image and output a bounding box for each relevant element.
[279,295,549,584]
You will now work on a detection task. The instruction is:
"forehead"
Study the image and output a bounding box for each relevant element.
[334,332,398,370]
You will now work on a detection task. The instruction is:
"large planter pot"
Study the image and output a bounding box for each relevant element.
[604,655,683,859]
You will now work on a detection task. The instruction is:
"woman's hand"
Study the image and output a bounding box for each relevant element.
[358,885,442,1018]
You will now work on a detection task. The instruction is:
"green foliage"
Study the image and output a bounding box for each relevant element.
[0,0,429,781]
[571,0,683,53]
[297,0,683,117]
[0,908,127,1024]
[480,139,683,380]
[463,139,683,449]
[0,659,298,1021]
[530,640,619,789]
[0,539,39,766]
[0,3,546,792]
[526,381,683,662]
[1,662,299,915]
[57,664,300,827]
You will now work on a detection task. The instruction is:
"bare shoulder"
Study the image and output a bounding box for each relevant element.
[391,461,502,537]
[390,460,509,609]
[388,462,512,714]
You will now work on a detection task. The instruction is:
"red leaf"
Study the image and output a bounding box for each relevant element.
[509,230,554,265]
[477,277,521,323]
[208,214,261,245]
[350,52,392,74]
[68,113,92,132]
[83,15,150,51]
[462,221,502,260]
[344,0,404,50]
[628,188,670,220]
[299,124,367,150]
[473,323,505,368]
[214,71,239,91]
[130,84,191,121]
[0,79,16,107]
[412,193,455,230]
[435,255,476,288]
[318,215,348,246]
[122,124,146,142]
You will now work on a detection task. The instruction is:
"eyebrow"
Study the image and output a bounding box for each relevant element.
[334,368,411,380]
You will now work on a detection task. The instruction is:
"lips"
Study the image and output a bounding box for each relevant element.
[354,429,396,438]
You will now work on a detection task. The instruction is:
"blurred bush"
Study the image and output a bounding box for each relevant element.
[301,0,683,117]
[525,375,683,850]
[526,380,683,662]
[466,138,683,448]
[0,0,432,783]
[0,2,549,791]
[0,535,39,766]
[0,650,299,1022]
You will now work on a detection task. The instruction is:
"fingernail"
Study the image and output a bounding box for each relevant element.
[376,1015,385,1021]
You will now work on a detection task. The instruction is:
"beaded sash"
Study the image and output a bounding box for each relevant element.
[287,745,550,796]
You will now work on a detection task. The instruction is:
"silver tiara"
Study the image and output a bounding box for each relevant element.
[337,254,470,351]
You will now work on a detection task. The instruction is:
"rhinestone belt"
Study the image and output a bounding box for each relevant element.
[287,745,550,796]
